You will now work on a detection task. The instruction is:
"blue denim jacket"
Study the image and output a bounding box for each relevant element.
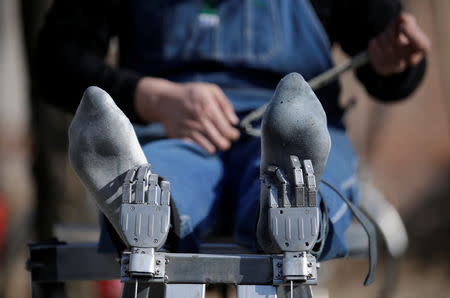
[120,0,341,114]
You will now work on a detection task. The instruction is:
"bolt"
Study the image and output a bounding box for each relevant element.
[308,262,312,267]
[276,273,281,278]
[131,206,135,210]
[156,260,161,265]
[277,262,282,268]
[307,273,313,279]
[154,239,158,243]
[156,269,160,275]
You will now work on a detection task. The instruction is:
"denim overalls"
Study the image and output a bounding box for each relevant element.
[102,0,358,261]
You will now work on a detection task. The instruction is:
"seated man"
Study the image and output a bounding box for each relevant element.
[35,0,429,263]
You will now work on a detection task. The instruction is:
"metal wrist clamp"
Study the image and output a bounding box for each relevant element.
[262,156,320,296]
[120,164,171,295]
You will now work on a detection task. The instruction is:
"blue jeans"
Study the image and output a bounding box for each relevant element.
[138,125,357,261]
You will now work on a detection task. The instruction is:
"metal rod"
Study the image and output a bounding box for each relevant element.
[308,51,369,90]
[28,240,369,284]
[291,281,294,298]
[239,51,370,137]
[134,280,138,298]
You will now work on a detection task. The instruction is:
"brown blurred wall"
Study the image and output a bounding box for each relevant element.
[341,0,449,216]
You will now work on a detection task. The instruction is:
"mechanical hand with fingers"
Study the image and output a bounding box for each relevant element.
[120,164,171,279]
[261,156,320,295]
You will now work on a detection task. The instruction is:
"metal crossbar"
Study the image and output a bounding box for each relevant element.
[28,242,273,284]
[27,224,368,297]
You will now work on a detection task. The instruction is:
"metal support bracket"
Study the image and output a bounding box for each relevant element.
[272,254,318,286]
[121,251,167,282]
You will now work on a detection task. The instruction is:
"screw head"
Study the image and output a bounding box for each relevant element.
[277,262,282,268]
[155,269,160,275]
[154,239,158,243]
[156,260,161,265]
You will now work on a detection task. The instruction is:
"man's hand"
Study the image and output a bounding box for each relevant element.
[368,12,430,76]
[135,78,240,154]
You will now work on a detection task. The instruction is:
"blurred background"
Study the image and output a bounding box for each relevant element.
[0,0,448,297]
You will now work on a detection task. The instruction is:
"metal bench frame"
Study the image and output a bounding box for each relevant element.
[28,240,319,298]
[27,222,373,298]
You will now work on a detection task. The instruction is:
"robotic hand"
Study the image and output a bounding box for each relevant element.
[262,157,320,284]
[257,73,330,294]
[120,164,171,278]
[261,157,320,298]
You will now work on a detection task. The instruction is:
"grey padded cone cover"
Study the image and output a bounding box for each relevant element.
[260,72,330,181]
[69,86,147,245]
[257,72,331,252]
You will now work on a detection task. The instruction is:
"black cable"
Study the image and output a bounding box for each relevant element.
[321,179,378,286]
[311,190,329,259]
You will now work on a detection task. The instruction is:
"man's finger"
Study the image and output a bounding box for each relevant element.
[379,33,401,65]
[200,117,231,151]
[408,51,424,66]
[381,33,408,71]
[208,101,240,141]
[368,39,381,68]
[369,38,388,74]
[212,86,239,125]
[398,13,430,52]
